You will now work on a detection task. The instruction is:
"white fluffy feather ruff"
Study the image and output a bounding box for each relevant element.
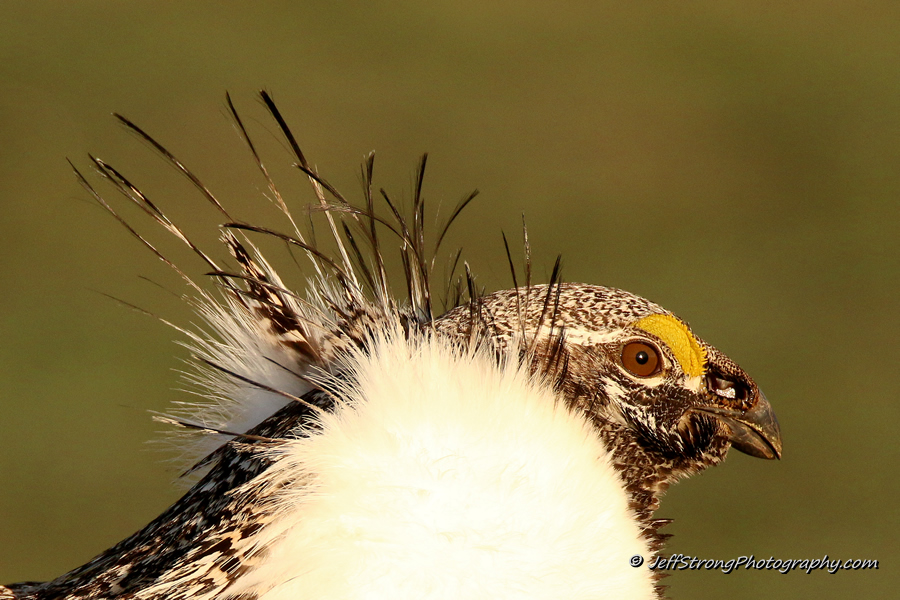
[228,330,656,600]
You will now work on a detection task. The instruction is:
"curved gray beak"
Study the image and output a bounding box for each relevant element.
[692,391,783,460]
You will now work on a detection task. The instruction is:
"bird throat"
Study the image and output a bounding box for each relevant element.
[594,421,729,527]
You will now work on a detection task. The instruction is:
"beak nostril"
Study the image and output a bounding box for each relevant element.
[706,373,752,408]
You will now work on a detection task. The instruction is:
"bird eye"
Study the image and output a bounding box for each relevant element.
[620,341,661,377]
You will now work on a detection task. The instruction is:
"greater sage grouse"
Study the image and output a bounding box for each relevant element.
[1,93,782,600]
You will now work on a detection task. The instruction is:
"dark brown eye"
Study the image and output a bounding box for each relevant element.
[621,341,661,377]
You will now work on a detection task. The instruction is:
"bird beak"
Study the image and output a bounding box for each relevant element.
[691,391,783,460]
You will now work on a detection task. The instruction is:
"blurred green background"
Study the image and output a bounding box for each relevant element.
[1,2,897,598]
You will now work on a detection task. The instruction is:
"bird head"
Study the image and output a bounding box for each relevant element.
[437,282,782,516]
